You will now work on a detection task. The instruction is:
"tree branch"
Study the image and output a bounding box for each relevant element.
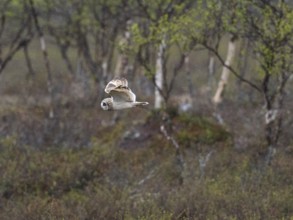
[0,38,31,73]
[167,51,186,97]
[202,42,262,93]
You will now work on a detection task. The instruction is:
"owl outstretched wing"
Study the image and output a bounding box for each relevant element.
[104,78,136,102]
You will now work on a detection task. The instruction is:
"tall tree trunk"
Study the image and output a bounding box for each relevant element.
[29,0,54,118]
[98,57,108,100]
[114,20,133,79]
[59,44,74,75]
[48,27,74,76]
[114,40,129,78]
[185,54,194,101]
[75,52,91,100]
[237,39,249,101]
[23,43,35,79]
[213,35,237,105]
[263,70,289,165]
[207,52,216,89]
[154,39,166,109]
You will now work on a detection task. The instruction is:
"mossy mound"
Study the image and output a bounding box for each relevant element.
[119,110,230,151]
[175,113,230,146]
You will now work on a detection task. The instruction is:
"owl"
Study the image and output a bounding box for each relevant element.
[101,78,149,110]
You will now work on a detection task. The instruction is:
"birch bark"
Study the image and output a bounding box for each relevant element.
[212,36,237,104]
[29,0,54,118]
[114,20,132,78]
[208,53,215,89]
[154,39,166,109]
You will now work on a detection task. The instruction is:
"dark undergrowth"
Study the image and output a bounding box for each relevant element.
[0,106,292,219]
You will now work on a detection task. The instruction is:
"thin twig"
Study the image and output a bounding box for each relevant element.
[160,124,185,184]
[160,125,180,150]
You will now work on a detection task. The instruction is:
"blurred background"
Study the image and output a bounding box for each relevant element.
[0,0,293,219]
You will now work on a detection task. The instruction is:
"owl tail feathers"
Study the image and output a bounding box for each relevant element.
[134,101,149,106]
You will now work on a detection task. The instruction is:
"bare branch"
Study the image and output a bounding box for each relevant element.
[160,124,180,150]
[160,123,185,184]
[136,45,168,101]
[167,51,186,97]
[0,38,31,73]
[202,42,262,93]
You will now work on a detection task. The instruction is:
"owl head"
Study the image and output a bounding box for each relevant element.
[101,98,113,111]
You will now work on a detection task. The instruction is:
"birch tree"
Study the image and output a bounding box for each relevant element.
[212,35,237,104]
[114,20,133,78]
[43,0,128,98]
[243,0,293,164]
[210,0,293,162]
[154,38,166,108]
[173,0,227,94]
[176,0,293,162]
[236,39,250,101]
[29,0,55,118]
[132,0,194,109]
[0,1,33,75]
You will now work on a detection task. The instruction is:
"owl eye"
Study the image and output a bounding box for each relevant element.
[102,102,107,106]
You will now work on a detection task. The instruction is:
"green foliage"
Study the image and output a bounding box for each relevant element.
[130,0,195,55]
[237,0,293,77]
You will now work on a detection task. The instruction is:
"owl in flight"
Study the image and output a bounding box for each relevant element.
[101,78,149,111]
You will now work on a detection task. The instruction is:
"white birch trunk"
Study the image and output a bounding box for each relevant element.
[208,56,215,76]
[114,20,132,77]
[40,35,54,118]
[114,48,124,77]
[99,58,108,98]
[208,54,215,88]
[154,39,166,109]
[212,36,237,104]
[185,55,194,108]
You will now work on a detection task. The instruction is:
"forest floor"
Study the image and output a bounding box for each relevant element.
[0,94,292,219]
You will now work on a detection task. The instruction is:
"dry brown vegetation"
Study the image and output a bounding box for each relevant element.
[0,100,292,219]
